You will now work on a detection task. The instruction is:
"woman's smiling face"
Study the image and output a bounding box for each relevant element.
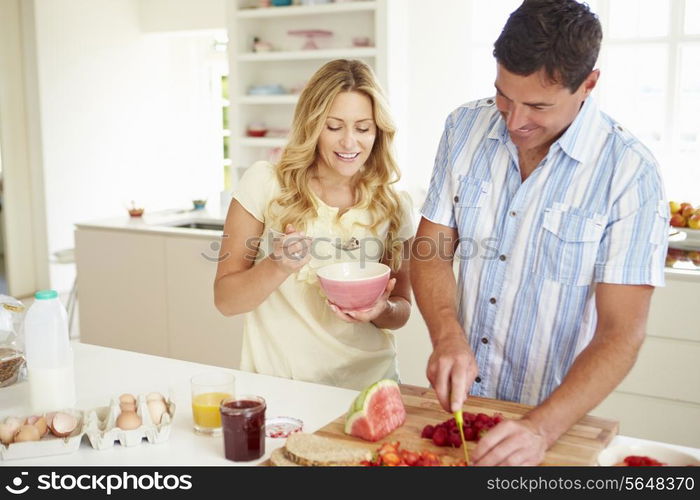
[316,91,377,178]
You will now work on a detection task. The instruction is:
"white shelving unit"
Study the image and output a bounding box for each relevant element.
[227,0,387,178]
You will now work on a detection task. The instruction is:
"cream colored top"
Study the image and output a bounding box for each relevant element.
[233,161,415,390]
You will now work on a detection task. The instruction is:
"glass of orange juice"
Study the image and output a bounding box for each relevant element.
[191,372,235,434]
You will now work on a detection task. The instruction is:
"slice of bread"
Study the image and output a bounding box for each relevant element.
[270,447,299,467]
[281,433,371,466]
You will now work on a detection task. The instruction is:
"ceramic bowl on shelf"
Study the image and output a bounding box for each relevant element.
[352,36,372,47]
[316,262,390,311]
[246,129,268,138]
[246,122,268,137]
[247,84,286,96]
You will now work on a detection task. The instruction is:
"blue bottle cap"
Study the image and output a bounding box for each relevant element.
[34,290,58,300]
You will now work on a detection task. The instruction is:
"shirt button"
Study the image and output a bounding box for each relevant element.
[453,196,459,203]
[499,254,507,261]
[481,337,488,344]
[475,376,482,383]
[510,211,517,217]
[486,99,494,105]
[489,297,497,305]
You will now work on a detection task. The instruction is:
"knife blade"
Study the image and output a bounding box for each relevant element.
[454,409,470,466]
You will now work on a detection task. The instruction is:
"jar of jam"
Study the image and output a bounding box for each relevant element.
[220,395,266,461]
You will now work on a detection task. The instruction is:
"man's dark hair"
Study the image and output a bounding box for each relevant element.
[493,0,602,92]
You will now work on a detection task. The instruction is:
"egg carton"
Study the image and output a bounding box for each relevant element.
[0,408,86,461]
[84,394,176,450]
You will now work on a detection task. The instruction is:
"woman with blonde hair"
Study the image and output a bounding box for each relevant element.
[214,59,414,390]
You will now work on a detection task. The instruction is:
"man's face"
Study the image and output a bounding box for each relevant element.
[494,64,598,155]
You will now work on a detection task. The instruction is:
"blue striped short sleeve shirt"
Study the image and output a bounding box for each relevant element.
[421,96,668,406]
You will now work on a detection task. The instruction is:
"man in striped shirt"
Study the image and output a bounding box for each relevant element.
[412,0,668,465]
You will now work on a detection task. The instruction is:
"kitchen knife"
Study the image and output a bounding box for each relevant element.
[454,409,470,466]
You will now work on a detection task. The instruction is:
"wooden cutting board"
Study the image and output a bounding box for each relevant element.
[311,384,618,466]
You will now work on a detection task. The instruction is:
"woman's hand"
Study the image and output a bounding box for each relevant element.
[270,224,312,275]
[328,278,396,323]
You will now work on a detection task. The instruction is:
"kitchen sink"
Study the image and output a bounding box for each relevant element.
[172,222,224,231]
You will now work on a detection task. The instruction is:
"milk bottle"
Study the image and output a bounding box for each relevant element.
[23,290,76,412]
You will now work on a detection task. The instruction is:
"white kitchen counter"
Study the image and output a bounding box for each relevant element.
[2,343,699,466]
[74,208,226,240]
[1,343,355,466]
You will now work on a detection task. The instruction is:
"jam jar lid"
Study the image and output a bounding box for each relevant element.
[265,416,303,439]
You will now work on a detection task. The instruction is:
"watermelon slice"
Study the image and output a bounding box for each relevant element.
[344,379,406,442]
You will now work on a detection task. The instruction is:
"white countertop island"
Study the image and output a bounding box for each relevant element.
[2,343,699,466]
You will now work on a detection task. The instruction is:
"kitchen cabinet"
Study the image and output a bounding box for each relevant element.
[591,272,700,447]
[227,0,387,171]
[75,227,243,368]
[165,236,242,368]
[75,229,169,357]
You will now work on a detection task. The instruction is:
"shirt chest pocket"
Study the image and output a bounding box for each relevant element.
[532,207,606,286]
[453,176,491,237]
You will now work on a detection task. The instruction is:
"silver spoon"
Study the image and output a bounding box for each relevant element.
[269,229,359,251]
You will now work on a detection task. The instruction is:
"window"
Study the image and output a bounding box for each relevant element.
[597,0,700,202]
[464,0,699,201]
[221,74,232,191]
[209,36,231,191]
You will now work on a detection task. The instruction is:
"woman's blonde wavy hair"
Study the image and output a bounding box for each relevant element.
[270,59,405,271]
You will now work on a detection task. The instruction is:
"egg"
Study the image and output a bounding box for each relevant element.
[49,412,79,437]
[2,417,23,432]
[146,392,165,403]
[26,415,48,436]
[116,411,142,430]
[0,422,18,445]
[14,424,41,443]
[147,399,167,425]
[119,402,137,413]
[119,393,136,406]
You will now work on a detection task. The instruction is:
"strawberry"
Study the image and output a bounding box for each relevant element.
[449,429,463,448]
[421,424,435,439]
[476,413,490,424]
[463,427,476,441]
[432,426,449,446]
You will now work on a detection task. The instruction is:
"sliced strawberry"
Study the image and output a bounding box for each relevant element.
[381,451,402,466]
[378,442,399,456]
[400,449,420,466]
[420,451,441,466]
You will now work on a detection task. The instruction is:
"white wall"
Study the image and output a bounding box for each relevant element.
[394,0,477,204]
[33,0,225,288]
[388,0,478,386]
[0,0,50,297]
[139,0,225,33]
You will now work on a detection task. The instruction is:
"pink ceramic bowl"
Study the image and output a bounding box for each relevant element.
[316,262,390,311]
